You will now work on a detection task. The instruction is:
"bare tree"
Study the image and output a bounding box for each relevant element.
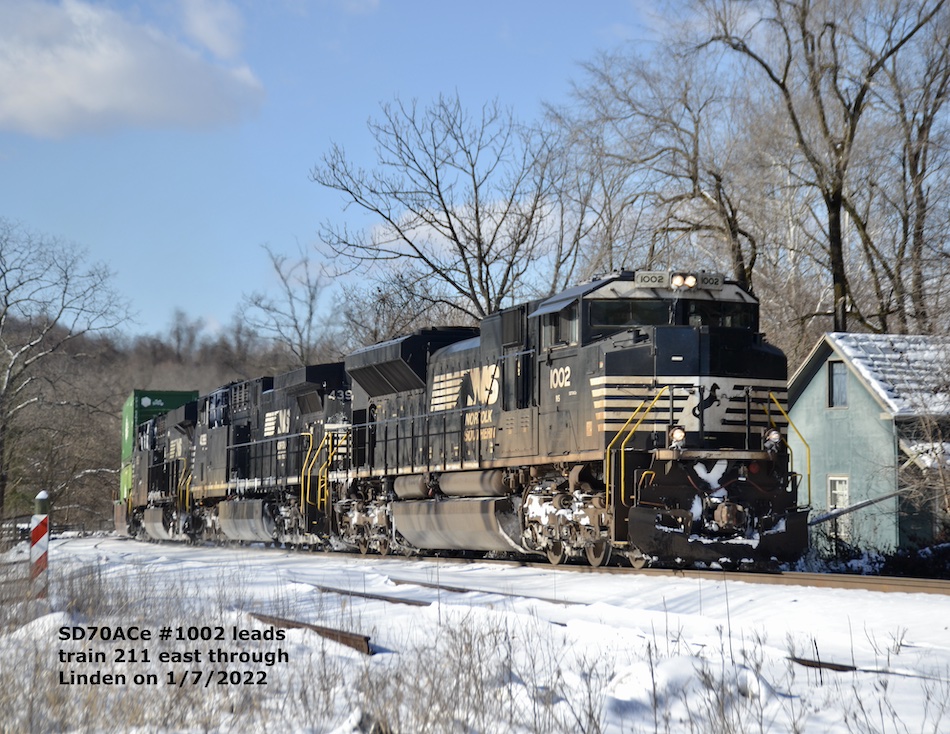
[241,244,337,368]
[22,336,125,527]
[333,266,464,351]
[206,315,275,380]
[702,0,947,331]
[168,308,205,362]
[561,36,785,290]
[311,93,575,322]
[898,416,950,540]
[891,344,950,544]
[542,102,654,279]
[867,15,950,334]
[0,219,128,515]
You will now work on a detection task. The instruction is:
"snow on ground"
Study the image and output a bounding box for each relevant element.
[3,536,950,733]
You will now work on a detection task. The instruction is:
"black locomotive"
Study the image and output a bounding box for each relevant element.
[118,270,809,568]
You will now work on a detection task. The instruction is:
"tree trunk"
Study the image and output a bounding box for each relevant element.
[827,190,849,332]
[0,420,6,516]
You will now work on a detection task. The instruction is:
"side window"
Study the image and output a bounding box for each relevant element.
[542,304,578,348]
[828,361,848,408]
[828,476,851,542]
[542,314,556,348]
[561,304,578,345]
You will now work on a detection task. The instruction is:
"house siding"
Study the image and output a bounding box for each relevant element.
[788,352,899,551]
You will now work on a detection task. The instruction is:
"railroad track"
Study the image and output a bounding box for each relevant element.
[262,565,950,661]
[316,550,950,596]
[265,572,581,656]
[712,569,950,595]
[249,612,374,655]
[388,576,586,607]
[309,582,430,607]
[66,537,950,596]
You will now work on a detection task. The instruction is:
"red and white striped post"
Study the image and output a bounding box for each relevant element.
[30,491,50,599]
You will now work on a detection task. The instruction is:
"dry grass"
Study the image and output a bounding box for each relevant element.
[0,554,948,733]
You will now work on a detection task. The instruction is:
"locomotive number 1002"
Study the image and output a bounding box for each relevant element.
[549,366,572,389]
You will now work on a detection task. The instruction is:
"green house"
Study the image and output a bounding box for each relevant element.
[788,333,950,554]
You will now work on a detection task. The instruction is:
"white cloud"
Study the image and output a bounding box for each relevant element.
[0,0,264,139]
[179,0,244,60]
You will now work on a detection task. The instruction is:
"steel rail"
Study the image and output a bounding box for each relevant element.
[312,583,431,607]
[249,612,374,655]
[345,553,950,596]
[388,576,586,606]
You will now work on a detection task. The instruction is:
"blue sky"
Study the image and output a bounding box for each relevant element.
[0,0,656,337]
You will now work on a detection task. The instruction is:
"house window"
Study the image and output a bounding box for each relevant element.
[828,476,851,542]
[828,361,848,407]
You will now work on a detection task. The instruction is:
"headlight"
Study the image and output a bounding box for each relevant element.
[671,273,698,289]
[765,428,781,444]
[669,426,686,447]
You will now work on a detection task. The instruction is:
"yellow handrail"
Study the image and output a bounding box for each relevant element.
[306,431,331,508]
[177,458,190,509]
[309,435,327,507]
[619,387,670,507]
[317,430,349,514]
[604,401,646,505]
[767,392,811,506]
[299,430,317,509]
[604,385,670,508]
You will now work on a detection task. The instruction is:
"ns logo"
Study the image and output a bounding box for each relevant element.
[430,365,499,412]
[459,365,500,407]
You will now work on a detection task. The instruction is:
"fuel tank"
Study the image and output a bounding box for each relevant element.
[143,507,174,541]
[218,500,276,543]
[392,497,523,552]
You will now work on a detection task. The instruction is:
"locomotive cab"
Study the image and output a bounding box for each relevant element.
[524,270,808,566]
[534,271,786,451]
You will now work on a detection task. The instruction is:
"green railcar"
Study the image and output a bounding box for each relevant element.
[119,390,198,501]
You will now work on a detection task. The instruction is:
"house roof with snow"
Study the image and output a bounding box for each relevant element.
[789,332,950,418]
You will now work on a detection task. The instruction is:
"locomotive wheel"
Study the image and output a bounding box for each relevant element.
[377,538,390,556]
[585,540,611,568]
[627,547,647,569]
[357,538,370,555]
[546,541,567,566]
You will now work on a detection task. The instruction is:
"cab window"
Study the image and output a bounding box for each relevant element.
[589,299,669,338]
[684,301,757,329]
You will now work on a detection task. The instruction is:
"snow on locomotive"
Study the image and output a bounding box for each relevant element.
[118,270,809,567]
